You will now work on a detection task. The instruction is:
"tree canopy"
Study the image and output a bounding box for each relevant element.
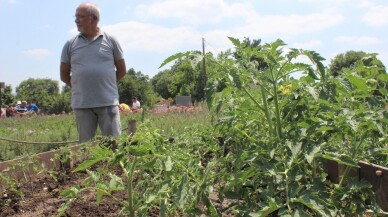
[16,78,60,111]
[118,68,157,107]
[151,51,215,103]
[328,50,386,77]
[328,51,387,96]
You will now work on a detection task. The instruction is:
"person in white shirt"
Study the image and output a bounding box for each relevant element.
[131,97,141,112]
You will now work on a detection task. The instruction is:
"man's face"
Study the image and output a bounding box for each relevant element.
[75,7,93,34]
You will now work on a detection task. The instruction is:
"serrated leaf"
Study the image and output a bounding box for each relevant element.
[347,75,368,92]
[190,53,204,69]
[292,193,332,216]
[281,209,313,217]
[108,174,124,191]
[305,145,321,164]
[128,144,153,156]
[146,194,156,203]
[288,141,302,158]
[60,186,80,198]
[377,73,388,82]
[203,195,218,216]
[176,174,188,208]
[165,156,173,171]
[316,126,334,133]
[307,86,319,101]
[158,52,190,68]
[228,36,240,47]
[96,188,104,205]
[318,153,359,167]
[252,197,282,216]
[73,158,103,172]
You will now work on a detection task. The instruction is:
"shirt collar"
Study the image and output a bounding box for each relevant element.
[78,28,104,39]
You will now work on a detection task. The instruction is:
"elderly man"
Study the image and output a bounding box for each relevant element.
[60,2,126,143]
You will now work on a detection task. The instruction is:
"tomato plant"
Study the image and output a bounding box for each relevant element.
[57,37,387,216]
[160,37,387,215]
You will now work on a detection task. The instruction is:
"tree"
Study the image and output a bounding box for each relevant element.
[151,58,196,103]
[328,51,387,97]
[233,37,268,71]
[1,85,15,106]
[44,92,72,114]
[118,68,157,107]
[151,70,175,100]
[328,50,386,77]
[151,51,215,103]
[16,78,60,112]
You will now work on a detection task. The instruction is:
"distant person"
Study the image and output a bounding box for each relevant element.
[0,107,6,119]
[15,101,28,116]
[119,103,131,114]
[60,2,127,143]
[131,97,141,113]
[27,100,40,114]
[7,103,17,117]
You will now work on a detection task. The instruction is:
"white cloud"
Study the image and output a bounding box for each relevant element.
[2,0,17,3]
[362,5,388,26]
[297,0,346,2]
[235,11,344,38]
[21,49,51,58]
[358,0,375,8]
[100,10,344,55]
[335,36,382,45]
[135,0,254,25]
[292,40,323,50]
[103,21,201,52]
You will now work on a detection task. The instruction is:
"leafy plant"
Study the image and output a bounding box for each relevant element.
[160,37,387,215]
[58,121,219,216]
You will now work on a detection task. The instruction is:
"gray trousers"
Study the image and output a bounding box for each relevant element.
[73,106,121,143]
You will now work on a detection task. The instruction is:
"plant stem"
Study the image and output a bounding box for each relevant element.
[128,157,137,217]
[258,85,275,137]
[338,133,366,187]
[272,81,283,139]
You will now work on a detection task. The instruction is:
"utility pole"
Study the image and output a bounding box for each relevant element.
[201,38,207,101]
[0,82,4,117]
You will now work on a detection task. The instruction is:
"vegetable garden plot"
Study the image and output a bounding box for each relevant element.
[1,37,387,216]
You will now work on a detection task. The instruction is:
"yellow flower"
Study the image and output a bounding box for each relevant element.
[279,84,292,95]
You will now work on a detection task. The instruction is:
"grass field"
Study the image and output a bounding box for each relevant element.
[0,105,211,161]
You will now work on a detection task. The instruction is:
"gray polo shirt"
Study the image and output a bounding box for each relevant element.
[61,30,124,109]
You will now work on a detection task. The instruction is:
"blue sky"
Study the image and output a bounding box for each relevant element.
[0,0,387,91]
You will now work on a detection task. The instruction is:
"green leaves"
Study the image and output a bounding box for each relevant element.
[158,52,190,69]
[55,37,387,216]
[227,36,241,47]
[73,145,112,172]
[252,197,282,216]
[291,193,332,216]
[318,153,359,168]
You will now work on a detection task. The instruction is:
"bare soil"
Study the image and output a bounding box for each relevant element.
[0,169,128,217]
[0,164,234,217]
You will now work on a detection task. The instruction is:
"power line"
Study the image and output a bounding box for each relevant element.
[202,38,223,54]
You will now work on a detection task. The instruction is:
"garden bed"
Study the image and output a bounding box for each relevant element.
[0,163,234,217]
[327,160,388,212]
[0,143,233,216]
[0,166,127,217]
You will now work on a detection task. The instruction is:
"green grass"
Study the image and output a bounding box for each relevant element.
[0,106,212,161]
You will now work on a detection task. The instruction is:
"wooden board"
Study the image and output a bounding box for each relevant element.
[359,161,388,212]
